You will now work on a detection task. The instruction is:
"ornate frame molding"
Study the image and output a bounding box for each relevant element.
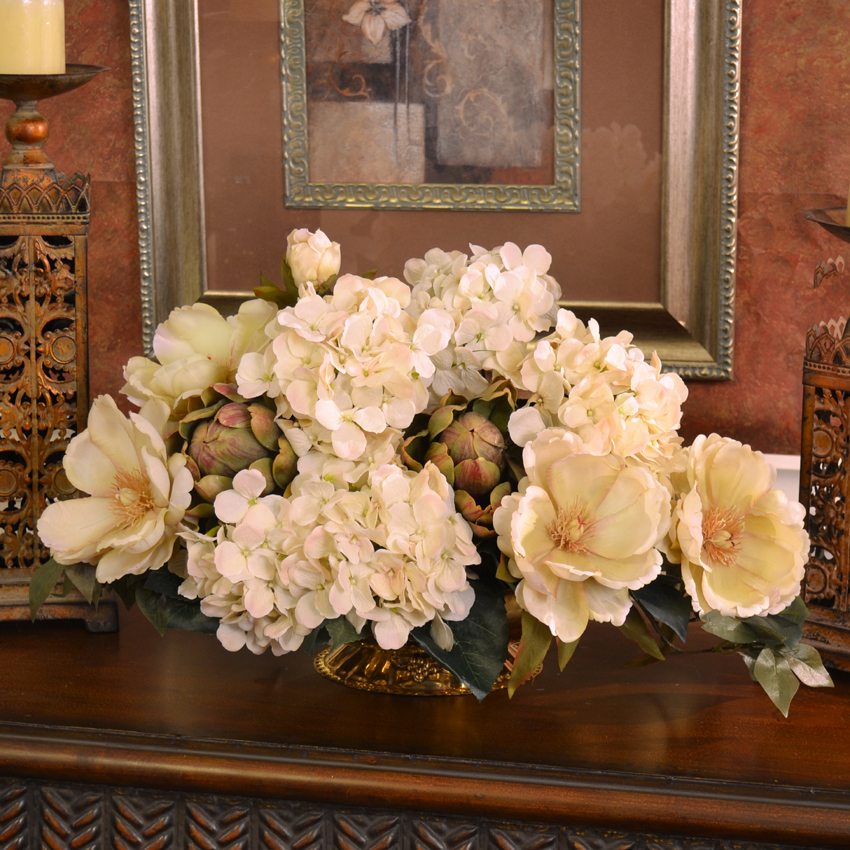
[131,0,739,379]
[281,0,580,212]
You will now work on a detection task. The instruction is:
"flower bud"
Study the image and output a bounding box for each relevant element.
[273,436,298,490]
[195,474,233,503]
[248,403,282,451]
[188,410,270,477]
[286,228,341,288]
[455,458,502,499]
[424,441,454,486]
[440,411,506,469]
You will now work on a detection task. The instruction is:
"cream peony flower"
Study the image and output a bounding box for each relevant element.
[494,430,670,643]
[37,396,194,583]
[122,300,276,422]
[670,435,808,618]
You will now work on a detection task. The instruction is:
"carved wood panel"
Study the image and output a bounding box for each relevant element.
[0,777,826,850]
[0,173,89,572]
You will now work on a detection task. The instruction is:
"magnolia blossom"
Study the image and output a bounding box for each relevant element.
[494,430,670,642]
[37,396,194,583]
[286,228,341,290]
[343,0,410,45]
[668,435,808,618]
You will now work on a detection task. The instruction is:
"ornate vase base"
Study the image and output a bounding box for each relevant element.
[314,641,513,696]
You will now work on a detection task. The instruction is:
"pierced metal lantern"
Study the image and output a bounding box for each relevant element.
[0,66,115,630]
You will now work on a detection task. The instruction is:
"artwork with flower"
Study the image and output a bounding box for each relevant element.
[31,229,831,716]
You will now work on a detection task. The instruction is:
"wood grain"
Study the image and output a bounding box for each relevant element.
[0,608,848,847]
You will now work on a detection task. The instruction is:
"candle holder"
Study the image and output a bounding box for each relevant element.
[0,64,116,631]
[799,206,850,668]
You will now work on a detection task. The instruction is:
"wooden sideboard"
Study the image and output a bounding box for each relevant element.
[1,607,849,850]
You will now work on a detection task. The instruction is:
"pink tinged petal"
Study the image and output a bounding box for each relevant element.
[373,611,410,649]
[217,623,248,652]
[332,421,367,460]
[383,397,416,428]
[509,406,547,448]
[521,244,553,275]
[329,581,352,616]
[360,12,387,44]
[234,468,267,499]
[37,497,118,563]
[244,583,275,618]
[584,581,632,626]
[587,497,662,561]
[353,406,386,433]
[499,242,523,270]
[215,540,248,579]
[214,490,248,524]
[296,592,327,629]
[315,399,344,430]
[430,615,454,651]
[286,380,317,415]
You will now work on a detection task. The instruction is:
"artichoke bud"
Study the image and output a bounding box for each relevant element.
[195,474,233,503]
[249,458,276,496]
[424,442,454,486]
[454,458,502,499]
[273,436,298,490]
[248,403,282,451]
[217,402,252,429]
[188,404,271,477]
[439,411,506,470]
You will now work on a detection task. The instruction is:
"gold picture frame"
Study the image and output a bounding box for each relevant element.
[282,0,580,212]
[129,0,739,380]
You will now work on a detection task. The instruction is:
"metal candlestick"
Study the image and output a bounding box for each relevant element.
[0,65,116,630]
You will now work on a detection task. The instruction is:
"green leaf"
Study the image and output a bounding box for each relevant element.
[111,575,141,611]
[325,616,363,648]
[557,637,579,671]
[134,584,170,636]
[29,557,66,620]
[301,624,331,657]
[777,596,809,625]
[786,643,834,688]
[701,610,757,644]
[164,596,219,634]
[64,563,100,605]
[507,612,552,697]
[631,575,692,643]
[619,607,665,660]
[753,646,800,717]
[253,283,290,309]
[361,268,378,280]
[412,579,509,701]
[281,259,298,298]
[143,567,184,599]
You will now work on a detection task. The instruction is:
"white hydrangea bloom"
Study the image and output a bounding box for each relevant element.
[180,459,480,656]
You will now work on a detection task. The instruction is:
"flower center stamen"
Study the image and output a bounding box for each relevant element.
[111,470,155,527]
[547,504,591,553]
[702,505,744,567]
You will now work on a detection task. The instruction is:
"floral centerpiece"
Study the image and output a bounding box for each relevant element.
[31,229,832,715]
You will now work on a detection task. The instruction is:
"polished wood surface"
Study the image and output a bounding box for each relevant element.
[1,607,849,847]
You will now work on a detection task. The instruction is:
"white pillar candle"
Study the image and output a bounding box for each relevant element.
[0,0,66,75]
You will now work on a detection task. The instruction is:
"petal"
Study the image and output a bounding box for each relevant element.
[37,497,118,562]
[361,13,386,44]
[585,581,632,626]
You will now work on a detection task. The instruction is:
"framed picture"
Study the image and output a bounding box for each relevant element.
[130,0,740,380]
[283,0,579,211]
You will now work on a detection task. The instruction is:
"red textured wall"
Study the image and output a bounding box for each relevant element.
[3,0,849,455]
